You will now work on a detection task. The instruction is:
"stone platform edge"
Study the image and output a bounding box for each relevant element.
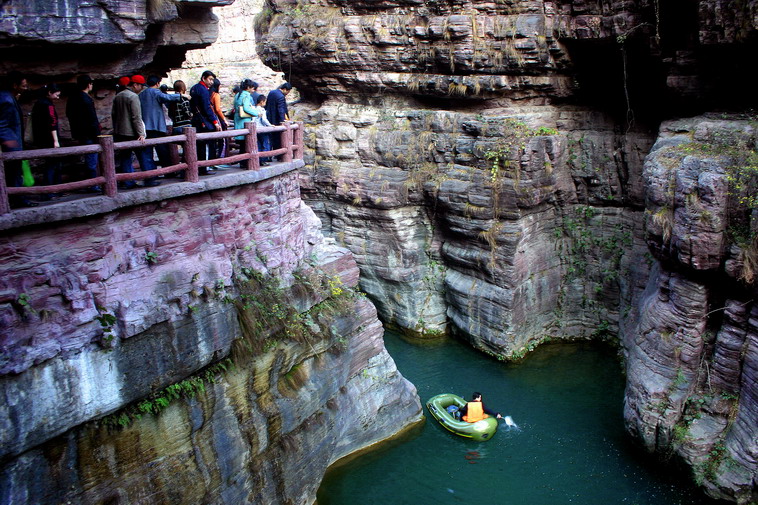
[0,160,304,232]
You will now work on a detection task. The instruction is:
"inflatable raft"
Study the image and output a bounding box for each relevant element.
[426,393,498,442]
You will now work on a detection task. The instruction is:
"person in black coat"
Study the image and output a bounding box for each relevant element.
[66,75,101,191]
[265,82,292,158]
[189,70,221,174]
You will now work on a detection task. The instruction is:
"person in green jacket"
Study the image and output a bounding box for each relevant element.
[233,78,259,168]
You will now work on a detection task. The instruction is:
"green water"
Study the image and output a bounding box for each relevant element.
[318,331,718,505]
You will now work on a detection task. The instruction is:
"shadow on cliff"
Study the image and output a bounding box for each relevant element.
[563,1,758,129]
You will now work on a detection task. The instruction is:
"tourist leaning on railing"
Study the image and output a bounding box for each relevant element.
[265,82,292,160]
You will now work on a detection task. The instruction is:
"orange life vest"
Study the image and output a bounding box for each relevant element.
[462,401,489,423]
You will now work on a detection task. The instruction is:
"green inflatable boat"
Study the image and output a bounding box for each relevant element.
[426,393,498,442]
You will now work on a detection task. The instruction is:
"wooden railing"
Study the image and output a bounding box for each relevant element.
[0,121,304,214]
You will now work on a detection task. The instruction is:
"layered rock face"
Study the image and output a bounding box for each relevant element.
[254,0,757,501]
[1,0,233,138]
[0,172,422,504]
[258,0,667,347]
[0,0,233,79]
[258,0,756,109]
[297,100,651,354]
[167,0,288,111]
[624,117,757,503]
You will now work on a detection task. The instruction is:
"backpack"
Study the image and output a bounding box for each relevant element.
[171,96,192,128]
[446,405,460,417]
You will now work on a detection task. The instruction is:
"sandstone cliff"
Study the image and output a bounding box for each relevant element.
[253,0,757,502]
[166,0,287,112]
[256,0,671,350]
[0,170,422,503]
[624,116,757,503]
[0,0,235,79]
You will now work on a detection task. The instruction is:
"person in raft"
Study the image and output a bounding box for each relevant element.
[459,392,502,422]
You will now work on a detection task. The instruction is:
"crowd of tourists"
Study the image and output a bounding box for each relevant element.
[0,70,293,208]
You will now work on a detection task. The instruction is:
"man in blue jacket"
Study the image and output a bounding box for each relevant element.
[265,82,292,159]
[189,70,221,175]
[0,71,35,207]
[139,75,181,170]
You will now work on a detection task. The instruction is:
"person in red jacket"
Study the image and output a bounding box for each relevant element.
[459,392,502,423]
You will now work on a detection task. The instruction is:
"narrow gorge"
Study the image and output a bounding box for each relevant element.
[256,0,757,502]
[0,0,756,504]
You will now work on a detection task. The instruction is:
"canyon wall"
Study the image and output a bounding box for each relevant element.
[0,2,428,504]
[0,0,755,502]
[0,0,233,79]
[256,0,671,350]
[624,116,757,503]
[0,169,422,503]
[254,0,757,502]
[166,0,288,112]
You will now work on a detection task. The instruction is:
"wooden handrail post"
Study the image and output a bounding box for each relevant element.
[0,156,9,214]
[294,122,304,160]
[246,121,259,171]
[283,122,293,163]
[168,134,180,166]
[184,127,199,182]
[98,135,117,197]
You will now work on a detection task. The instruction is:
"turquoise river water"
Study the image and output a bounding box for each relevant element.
[317,331,721,505]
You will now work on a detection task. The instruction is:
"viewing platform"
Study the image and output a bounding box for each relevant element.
[0,122,304,231]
